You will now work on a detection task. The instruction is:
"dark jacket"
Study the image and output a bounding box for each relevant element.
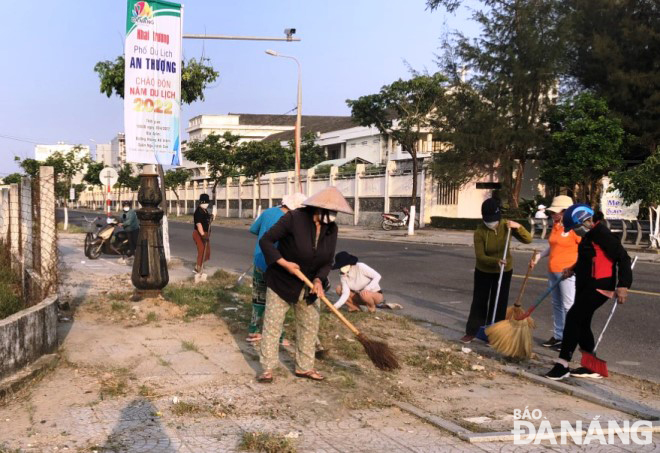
[575,221,632,292]
[193,207,212,232]
[260,208,338,303]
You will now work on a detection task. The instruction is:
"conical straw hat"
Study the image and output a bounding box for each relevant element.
[303,186,354,214]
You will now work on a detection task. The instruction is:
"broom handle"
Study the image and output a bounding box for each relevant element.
[517,278,562,320]
[593,256,638,354]
[490,226,512,325]
[293,269,361,337]
[514,250,538,306]
[198,217,213,274]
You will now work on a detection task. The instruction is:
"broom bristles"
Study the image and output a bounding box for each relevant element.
[581,352,609,377]
[486,315,535,359]
[357,333,399,371]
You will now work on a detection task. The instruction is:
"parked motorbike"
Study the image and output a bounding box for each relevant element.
[381,207,420,231]
[84,217,129,259]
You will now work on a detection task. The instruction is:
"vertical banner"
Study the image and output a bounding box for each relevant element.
[124,1,183,165]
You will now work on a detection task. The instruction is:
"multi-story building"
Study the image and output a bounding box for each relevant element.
[34,143,91,184]
[111,133,126,167]
[94,143,115,167]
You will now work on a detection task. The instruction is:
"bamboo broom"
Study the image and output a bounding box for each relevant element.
[293,269,399,371]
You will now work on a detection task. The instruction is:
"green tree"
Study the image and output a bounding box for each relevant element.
[428,0,567,208]
[610,147,660,248]
[540,93,624,205]
[1,173,22,185]
[286,132,327,169]
[82,161,104,207]
[237,140,289,211]
[14,157,41,178]
[347,72,448,230]
[564,0,660,158]
[94,56,219,105]
[184,132,241,201]
[164,168,191,216]
[116,163,140,205]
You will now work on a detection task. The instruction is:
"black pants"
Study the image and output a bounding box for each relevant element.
[127,229,139,256]
[559,285,609,362]
[466,268,513,335]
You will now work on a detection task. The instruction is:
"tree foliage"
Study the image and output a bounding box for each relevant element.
[184,132,240,198]
[16,148,89,200]
[540,93,624,204]
[163,168,191,200]
[237,140,290,205]
[286,132,327,169]
[564,0,660,158]
[83,161,105,188]
[1,173,23,185]
[429,0,566,208]
[94,56,219,105]
[610,147,660,207]
[347,72,448,208]
[117,163,140,192]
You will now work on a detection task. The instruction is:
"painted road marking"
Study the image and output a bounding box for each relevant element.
[513,274,660,298]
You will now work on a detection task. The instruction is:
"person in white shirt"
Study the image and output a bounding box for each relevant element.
[535,204,548,219]
[333,251,384,313]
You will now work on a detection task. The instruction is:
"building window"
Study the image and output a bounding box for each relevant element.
[361,141,368,146]
[373,139,380,144]
[436,182,459,205]
[350,143,356,148]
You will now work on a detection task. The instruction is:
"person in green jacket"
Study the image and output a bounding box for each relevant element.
[461,197,532,344]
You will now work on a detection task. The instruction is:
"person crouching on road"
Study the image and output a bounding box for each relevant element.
[461,197,533,344]
[247,192,307,344]
[333,251,383,313]
[545,205,632,381]
[257,187,353,383]
[530,196,581,351]
[120,201,139,257]
[193,194,212,274]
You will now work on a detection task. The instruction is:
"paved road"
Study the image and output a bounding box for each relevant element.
[63,210,660,381]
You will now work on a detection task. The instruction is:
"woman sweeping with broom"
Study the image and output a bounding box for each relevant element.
[461,198,532,344]
[256,187,352,383]
[545,204,632,381]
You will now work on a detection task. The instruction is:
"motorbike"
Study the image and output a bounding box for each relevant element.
[84,216,130,260]
[381,207,420,231]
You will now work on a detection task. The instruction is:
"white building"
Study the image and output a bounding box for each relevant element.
[34,143,91,184]
[111,133,126,168]
[94,143,115,167]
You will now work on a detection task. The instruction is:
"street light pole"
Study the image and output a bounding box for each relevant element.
[266,50,302,192]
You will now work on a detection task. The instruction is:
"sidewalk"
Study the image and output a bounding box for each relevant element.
[1,232,657,452]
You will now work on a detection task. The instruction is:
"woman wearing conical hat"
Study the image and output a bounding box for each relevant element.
[257,187,353,383]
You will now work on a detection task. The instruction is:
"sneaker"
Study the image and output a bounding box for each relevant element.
[550,341,562,352]
[543,337,560,347]
[545,363,570,381]
[460,335,475,344]
[570,367,603,379]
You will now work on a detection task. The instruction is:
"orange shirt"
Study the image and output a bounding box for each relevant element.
[547,223,581,273]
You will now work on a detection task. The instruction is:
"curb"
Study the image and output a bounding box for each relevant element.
[394,401,660,444]
[0,354,59,400]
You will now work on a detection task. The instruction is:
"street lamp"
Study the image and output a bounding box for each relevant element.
[265,49,302,192]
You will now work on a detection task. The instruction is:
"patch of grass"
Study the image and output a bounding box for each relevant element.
[110,300,129,312]
[0,243,23,320]
[405,347,469,375]
[164,283,234,318]
[146,311,158,323]
[99,368,133,399]
[239,432,297,453]
[171,401,204,416]
[107,292,130,301]
[138,384,157,398]
[181,340,200,353]
[329,371,356,389]
[158,358,171,367]
[57,222,86,234]
[333,338,362,361]
[0,444,23,453]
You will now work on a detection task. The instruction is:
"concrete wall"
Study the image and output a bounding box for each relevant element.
[0,295,58,380]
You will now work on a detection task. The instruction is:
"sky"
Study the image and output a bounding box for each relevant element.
[0,0,477,177]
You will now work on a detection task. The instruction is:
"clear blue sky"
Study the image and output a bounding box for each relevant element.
[0,0,476,176]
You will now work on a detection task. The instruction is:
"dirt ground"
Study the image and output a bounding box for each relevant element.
[0,235,658,452]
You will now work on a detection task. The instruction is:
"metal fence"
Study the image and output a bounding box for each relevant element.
[0,166,58,307]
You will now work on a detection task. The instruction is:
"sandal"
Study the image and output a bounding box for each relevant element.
[246,334,262,342]
[295,369,325,381]
[257,371,273,383]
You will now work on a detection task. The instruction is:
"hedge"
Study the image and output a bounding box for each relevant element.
[430,216,532,231]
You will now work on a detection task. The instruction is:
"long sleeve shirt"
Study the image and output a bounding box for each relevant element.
[249,206,285,272]
[260,208,338,304]
[334,262,382,309]
[473,221,532,273]
[121,209,139,232]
